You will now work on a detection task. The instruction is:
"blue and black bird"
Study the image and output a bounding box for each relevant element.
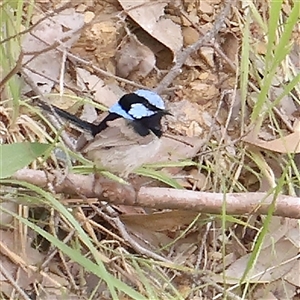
[38,90,170,177]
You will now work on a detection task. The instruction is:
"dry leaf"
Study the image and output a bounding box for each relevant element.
[243,130,300,153]
[75,68,122,107]
[284,260,300,287]
[220,32,239,68]
[118,0,183,58]
[253,280,296,300]
[45,93,78,110]
[0,202,18,227]
[120,211,201,253]
[120,210,200,232]
[22,8,84,94]
[125,224,173,250]
[0,229,45,297]
[259,217,298,250]
[215,239,298,284]
[0,256,35,297]
[0,229,45,265]
[285,220,300,248]
[116,35,156,78]
[270,86,298,116]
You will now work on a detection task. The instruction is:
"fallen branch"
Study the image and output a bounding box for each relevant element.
[11,169,300,219]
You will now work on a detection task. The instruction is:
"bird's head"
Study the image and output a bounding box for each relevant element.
[109,89,170,137]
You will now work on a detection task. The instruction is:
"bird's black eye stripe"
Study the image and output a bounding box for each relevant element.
[118,93,162,113]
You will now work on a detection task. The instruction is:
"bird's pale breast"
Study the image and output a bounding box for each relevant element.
[85,137,161,177]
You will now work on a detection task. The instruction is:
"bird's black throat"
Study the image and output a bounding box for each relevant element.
[131,111,167,138]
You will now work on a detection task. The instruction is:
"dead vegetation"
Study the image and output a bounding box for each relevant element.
[0,0,299,299]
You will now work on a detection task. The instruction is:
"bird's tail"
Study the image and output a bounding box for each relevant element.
[36,100,96,135]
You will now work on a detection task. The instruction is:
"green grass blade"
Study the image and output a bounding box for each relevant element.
[0,179,147,299]
[135,168,184,189]
[0,142,52,178]
[240,9,250,134]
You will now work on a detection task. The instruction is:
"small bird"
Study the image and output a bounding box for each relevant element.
[38,89,170,177]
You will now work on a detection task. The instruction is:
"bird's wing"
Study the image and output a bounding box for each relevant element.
[80,118,155,154]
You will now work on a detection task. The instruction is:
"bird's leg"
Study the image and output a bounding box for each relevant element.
[91,165,104,195]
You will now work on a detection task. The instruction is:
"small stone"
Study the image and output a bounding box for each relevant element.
[182,27,200,46]
[199,2,214,14]
[84,11,95,23]
[76,4,87,12]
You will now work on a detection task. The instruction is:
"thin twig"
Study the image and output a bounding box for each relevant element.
[0,263,32,300]
[24,65,84,95]
[178,5,237,72]
[65,51,147,90]
[0,2,73,45]
[91,203,173,263]
[154,0,233,94]
[0,52,24,92]
[21,70,75,150]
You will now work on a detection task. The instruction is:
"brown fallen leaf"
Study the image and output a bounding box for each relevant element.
[0,229,45,298]
[75,67,121,108]
[118,0,183,58]
[220,32,239,65]
[243,121,300,154]
[253,280,296,300]
[243,131,300,153]
[116,35,156,79]
[215,239,298,284]
[22,8,84,94]
[120,210,201,232]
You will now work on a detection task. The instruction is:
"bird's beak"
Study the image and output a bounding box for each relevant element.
[162,109,172,116]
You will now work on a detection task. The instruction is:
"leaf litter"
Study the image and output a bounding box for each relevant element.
[1,0,300,299]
